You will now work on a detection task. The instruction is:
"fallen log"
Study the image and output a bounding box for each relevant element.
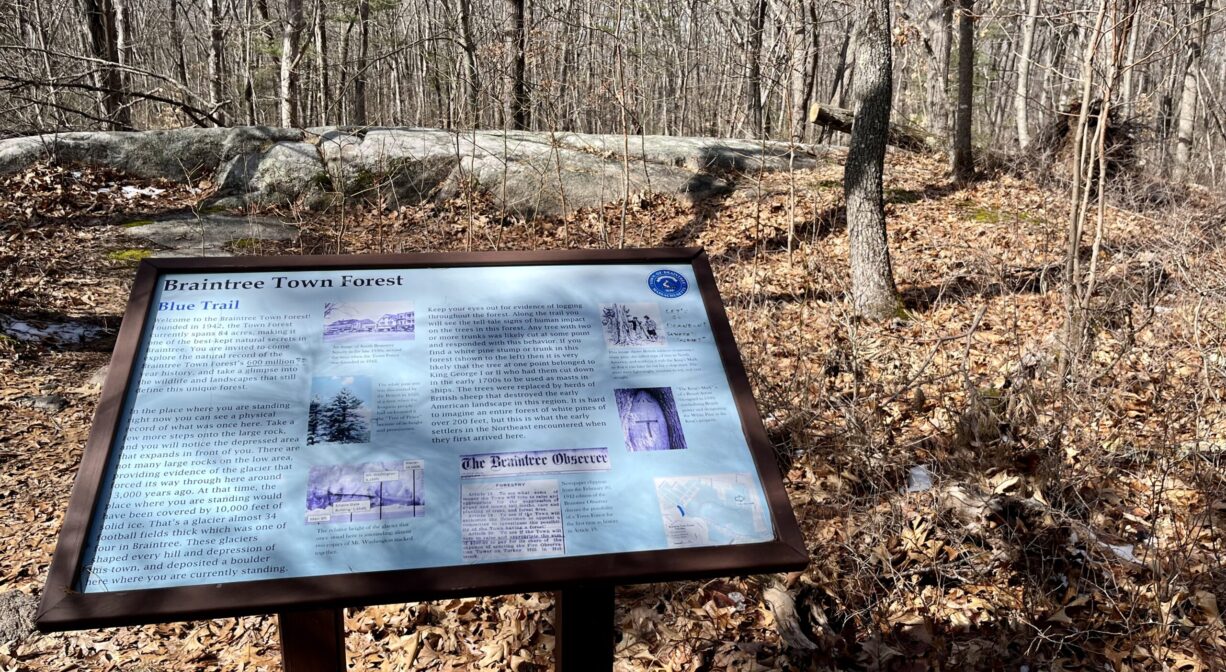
[808,103,937,153]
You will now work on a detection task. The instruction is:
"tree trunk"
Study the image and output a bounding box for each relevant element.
[315,0,330,126]
[787,0,810,141]
[208,0,226,125]
[950,0,974,180]
[1173,0,1209,181]
[747,0,767,137]
[280,0,304,127]
[353,0,370,125]
[843,0,899,320]
[459,0,480,126]
[508,0,529,130]
[81,0,131,129]
[1015,0,1039,149]
[168,0,188,86]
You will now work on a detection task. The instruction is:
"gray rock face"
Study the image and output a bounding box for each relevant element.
[13,394,69,413]
[0,127,301,182]
[0,590,36,643]
[0,126,827,216]
[122,213,298,257]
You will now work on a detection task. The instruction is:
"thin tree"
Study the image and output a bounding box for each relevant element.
[508,0,529,130]
[280,0,305,127]
[1015,0,1040,149]
[208,0,226,125]
[950,0,975,180]
[353,0,370,125]
[843,0,899,320]
[1173,0,1210,181]
[458,0,480,126]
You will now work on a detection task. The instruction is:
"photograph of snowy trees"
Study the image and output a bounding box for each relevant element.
[305,461,424,524]
[615,387,687,452]
[307,376,373,445]
[601,303,666,347]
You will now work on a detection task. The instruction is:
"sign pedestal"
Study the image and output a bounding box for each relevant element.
[555,585,616,670]
[278,609,346,672]
[276,592,617,672]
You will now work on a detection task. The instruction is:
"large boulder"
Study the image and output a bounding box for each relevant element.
[0,127,302,182]
[0,126,828,217]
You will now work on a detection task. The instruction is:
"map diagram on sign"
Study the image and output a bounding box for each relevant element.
[653,474,771,548]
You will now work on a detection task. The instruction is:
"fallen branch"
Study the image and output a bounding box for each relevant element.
[808,103,937,153]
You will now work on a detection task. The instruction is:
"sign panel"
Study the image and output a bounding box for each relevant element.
[39,249,806,630]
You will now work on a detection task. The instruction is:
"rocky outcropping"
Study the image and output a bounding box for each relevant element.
[0,127,827,216]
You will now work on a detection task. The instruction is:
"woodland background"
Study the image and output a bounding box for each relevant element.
[0,0,1221,189]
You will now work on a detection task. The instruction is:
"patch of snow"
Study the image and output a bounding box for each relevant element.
[1105,543,1140,564]
[95,187,112,194]
[0,315,106,344]
[121,185,165,199]
[905,465,934,493]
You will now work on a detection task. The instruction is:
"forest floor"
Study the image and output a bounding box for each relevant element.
[1,150,1225,671]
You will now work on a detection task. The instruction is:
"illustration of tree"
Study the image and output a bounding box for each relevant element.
[325,387,370,443]
[307,395,323,445]
[602,304,637,345]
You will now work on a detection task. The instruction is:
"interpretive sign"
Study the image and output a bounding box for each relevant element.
[38,248,806,631]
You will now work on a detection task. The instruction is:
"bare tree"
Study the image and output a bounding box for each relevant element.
[508,0,528,130]
[747,0,768,137]
[1015,0,1040,149]
[314,0,331,126]
[209,0,226,125]
[843,0,899,319]
[458,0,480,126]
[81,0,131,129]
[1173,0,1210,181]
[950,0,974,180]
[353,0,370,126]
[280,0,304,127]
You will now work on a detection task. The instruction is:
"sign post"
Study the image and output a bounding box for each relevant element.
[38,249,807,668]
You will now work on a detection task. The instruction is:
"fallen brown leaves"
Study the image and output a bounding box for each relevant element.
[2,153,1225,670]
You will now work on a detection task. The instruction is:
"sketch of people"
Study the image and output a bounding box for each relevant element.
[601,302,666,348]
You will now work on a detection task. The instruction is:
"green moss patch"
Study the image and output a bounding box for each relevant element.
[107,248,153,262]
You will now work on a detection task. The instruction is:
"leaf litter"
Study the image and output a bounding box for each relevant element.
[1,153,1225,670]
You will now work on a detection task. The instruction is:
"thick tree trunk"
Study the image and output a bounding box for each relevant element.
[747,0,767,137]
[1015,0,1039,149]
[280,0,304,127]
[1173,0,1209,181]
[950,0,975,180]
[508,0,529,130]
[843,0,899,320]
[81,0,131,129]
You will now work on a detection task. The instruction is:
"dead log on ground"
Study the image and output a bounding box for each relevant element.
[808,103,938,153]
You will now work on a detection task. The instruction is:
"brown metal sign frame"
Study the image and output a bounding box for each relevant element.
[37,247,808,632]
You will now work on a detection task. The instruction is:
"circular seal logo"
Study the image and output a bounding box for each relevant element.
[648,270,688,298]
